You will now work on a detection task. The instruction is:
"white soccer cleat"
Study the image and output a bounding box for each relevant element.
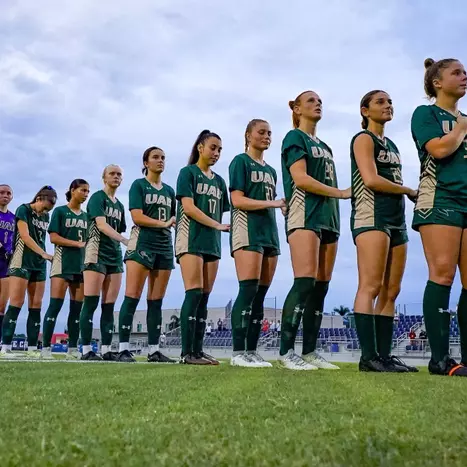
[302,351,340,370]
[40,348,55,360]
[278,349,318,371]
[65,349,81,360]
[23,350,41,359]
[247,351,273,367]
[0,350,23,359]
[230,353,264,368]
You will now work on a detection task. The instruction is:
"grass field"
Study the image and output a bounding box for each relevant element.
[1,361,466,467]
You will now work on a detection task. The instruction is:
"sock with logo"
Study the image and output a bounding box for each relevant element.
[100,302,116,346]
[118,297,139,345]
[79,295,100,346]
[180,288,203,356]
[26,308,41,347]
[42,298,65,347]
[231,279,260,352]
[147,299,163,349]
[457,288,467,364]
[1,305,21,345]
[246,284,269,352]
[280,277,315,356]
[375,315,394,359]
[423,280,451,362]
[193,293,210,354]
[302,280,329,356]
[67,300,82,348]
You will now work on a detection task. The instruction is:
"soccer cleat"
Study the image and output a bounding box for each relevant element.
[278,349,318,371]
[23,350,41,359]
[246,351,273,367]
[0,350,23,359]
[116,350,136,363]
[387,355,419,373]
[429,356,467,377]
[230,353,263,368]
[358,357,386,372]
[147,351,176,363]
[195,351,220,365]
[40,348,55,360]
[380,357,409,373]
[65,349,81,360]
[102,351,119,362]
[81,351,103,361]
[180,353,211,365]
[302,351,340,370]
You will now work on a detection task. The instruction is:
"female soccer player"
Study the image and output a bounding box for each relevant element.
[176,130,230,365]
[0,184,15,344]
[279,90,350,371]
[229,119,285,368]
[117,147,176,363]
[0,186,56,358]
[41,179,89,360]
[351,90,418,373]
[80,165,128,361]
[411,58,467,377]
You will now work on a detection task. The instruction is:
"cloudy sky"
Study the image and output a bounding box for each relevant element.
[2,0,467,331]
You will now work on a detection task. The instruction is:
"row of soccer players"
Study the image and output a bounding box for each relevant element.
[0,57,467,375]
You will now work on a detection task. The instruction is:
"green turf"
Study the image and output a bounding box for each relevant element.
[1,362,466,466]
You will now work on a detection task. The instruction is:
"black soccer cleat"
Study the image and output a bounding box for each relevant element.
[380,357,409,373]
[81,351,103,361]
[429,356,467,377]
[147,351,176,363]
[358,357,386,372]
[387,355,419,373]
[102,351,119,362]
[116,350,136,363]
[195,351,220,365]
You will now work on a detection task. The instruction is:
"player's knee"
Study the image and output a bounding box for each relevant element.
[358,281,382,300]
[386,284,401,303]
[430,261,456,286]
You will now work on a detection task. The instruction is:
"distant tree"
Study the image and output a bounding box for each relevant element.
[333,305,351,317]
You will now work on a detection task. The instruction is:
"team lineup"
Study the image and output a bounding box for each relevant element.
[1,57,467,375]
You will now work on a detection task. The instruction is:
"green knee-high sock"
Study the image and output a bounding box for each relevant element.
[27,308,41,347]
[181,288,203,356]
[193,293,210,354]
[246,285,269,352]
[280,277,315,356]
[42,298,65,347]
[302,280,329,355]
[2,305,21,345]
[147,299,163,346]
[375,315,394,359]
[101,303,116,346]
[79,295,100,346]
[67,300,82,348]
[118,297,139,344]
[354,313,377,361]
[458,288,467,364]
[423,280,451,363]
[231,279,259,352]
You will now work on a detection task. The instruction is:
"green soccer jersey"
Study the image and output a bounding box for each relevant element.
[281,129,340,235]
[350,130,406,231]
[9,204,49,271]
[49,205,88,276]
[84,190,127,267]
[411,104,467,213]
[229,152,280,253]
[127,178,176,258]
[175,165,230,258]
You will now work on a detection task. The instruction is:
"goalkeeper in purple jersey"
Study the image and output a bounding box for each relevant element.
[0,184,15,341]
